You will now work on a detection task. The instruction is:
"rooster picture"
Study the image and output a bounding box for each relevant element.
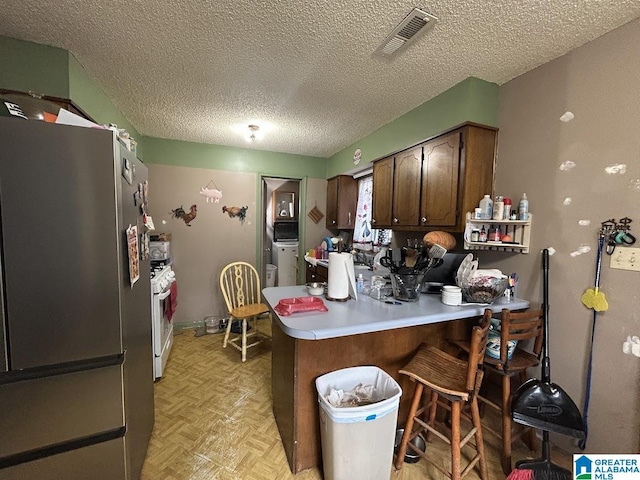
[171,204,197,226]
[222,205,248,221]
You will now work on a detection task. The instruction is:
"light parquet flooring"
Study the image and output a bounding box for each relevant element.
[141,326,572,480]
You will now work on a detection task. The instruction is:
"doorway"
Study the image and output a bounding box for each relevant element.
[260,177,303,286]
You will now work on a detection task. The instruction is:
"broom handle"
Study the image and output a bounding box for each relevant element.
[594,235,605,288]
[542,249,551,384]
[542,430,551,461]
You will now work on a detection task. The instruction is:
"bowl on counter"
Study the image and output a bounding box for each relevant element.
[459,274,508,303]
[306,282,326,296]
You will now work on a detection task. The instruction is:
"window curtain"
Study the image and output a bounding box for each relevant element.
[353,176,391,247]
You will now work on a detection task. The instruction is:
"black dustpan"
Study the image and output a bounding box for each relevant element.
[511,249,585,439]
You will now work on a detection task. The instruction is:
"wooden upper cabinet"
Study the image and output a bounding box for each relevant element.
[325,175,358,229]
[371,156,394,227]
[420,131,461,227]
[392,146,423,227]
[371,123,496,232]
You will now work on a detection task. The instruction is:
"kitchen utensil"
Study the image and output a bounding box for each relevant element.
[403,247,418,268]
[428,243,447,260]
[412,256,443,273]
[380,254,398,273]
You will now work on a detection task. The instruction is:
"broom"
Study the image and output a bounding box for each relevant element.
[505,430,571,480]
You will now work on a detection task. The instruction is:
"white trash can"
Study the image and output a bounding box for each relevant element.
[315,366,402,480]
[265,264,277,287]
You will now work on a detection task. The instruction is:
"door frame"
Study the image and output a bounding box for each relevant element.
[258,175,306,286]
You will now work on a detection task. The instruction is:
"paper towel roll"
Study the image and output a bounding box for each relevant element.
[327,252,356,300]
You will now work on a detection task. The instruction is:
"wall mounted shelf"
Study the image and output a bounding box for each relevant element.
[464,212,532,253]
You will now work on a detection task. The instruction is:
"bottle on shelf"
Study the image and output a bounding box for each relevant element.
[478,225,487,242]
[503,198,512,220]
[518,193,529,220]
[479,195,493,220]
[492,196,504,220]
[488,225,502,242]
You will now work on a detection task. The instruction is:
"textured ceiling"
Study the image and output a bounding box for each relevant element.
[1,1,640,158]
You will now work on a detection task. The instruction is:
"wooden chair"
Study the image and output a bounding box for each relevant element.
[394,310,492,480]
[219,261,271,362]
[449,307,544,475]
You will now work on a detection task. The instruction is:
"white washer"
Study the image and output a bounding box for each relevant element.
[272,241,299,286]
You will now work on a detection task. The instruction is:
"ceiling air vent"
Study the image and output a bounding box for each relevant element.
[374,8,438,59]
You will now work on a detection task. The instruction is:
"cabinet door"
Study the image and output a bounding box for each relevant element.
[336,176,357,229]
[326,177,338,228]
[420,131,461,226]
[392,146,422,226]
[372,156,394,227]
[326,176,357,229]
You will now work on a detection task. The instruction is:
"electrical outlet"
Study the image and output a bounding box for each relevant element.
[610,246,640,272]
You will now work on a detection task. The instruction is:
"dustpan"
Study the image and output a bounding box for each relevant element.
[510,249,585,439]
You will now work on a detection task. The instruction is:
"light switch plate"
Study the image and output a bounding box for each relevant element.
[610,246,640,272]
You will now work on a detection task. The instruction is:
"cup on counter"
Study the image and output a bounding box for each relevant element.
[441,285,462,306]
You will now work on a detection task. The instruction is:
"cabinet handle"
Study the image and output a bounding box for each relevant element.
[421,217,427,223]
[393,217,399,224]
[371,218,376,224]
[348,212,351,224]
[332,220,336,225]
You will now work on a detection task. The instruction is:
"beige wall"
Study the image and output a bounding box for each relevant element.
[150,164,332,325]
[149,164,259,325]
[485,18,640,453]
[304,178,332,254]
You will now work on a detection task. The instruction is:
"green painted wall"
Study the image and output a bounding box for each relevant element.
[142,136,327,179]
[0,36,69,97]
[1,36,143,156]
[327,77,499,177]
[68,55,140,145]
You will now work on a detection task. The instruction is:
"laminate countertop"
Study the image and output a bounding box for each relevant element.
[262,285,529,341]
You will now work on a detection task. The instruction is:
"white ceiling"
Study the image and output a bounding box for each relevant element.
[1,1,640,158]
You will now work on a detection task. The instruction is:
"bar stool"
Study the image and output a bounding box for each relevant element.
[449,307,544,475]
[394,311,492,480]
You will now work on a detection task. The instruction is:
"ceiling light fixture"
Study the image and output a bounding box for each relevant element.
[247,124,260,142]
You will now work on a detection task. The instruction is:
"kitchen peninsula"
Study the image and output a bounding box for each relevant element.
[263,285,528,473]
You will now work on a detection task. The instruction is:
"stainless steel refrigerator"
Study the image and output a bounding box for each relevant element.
[0,118,154,479]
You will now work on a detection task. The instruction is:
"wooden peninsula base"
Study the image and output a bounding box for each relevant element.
[263,285,529,474]
[272,319,459,473]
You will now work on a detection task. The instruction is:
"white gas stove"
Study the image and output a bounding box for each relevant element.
[150,264,176,379]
